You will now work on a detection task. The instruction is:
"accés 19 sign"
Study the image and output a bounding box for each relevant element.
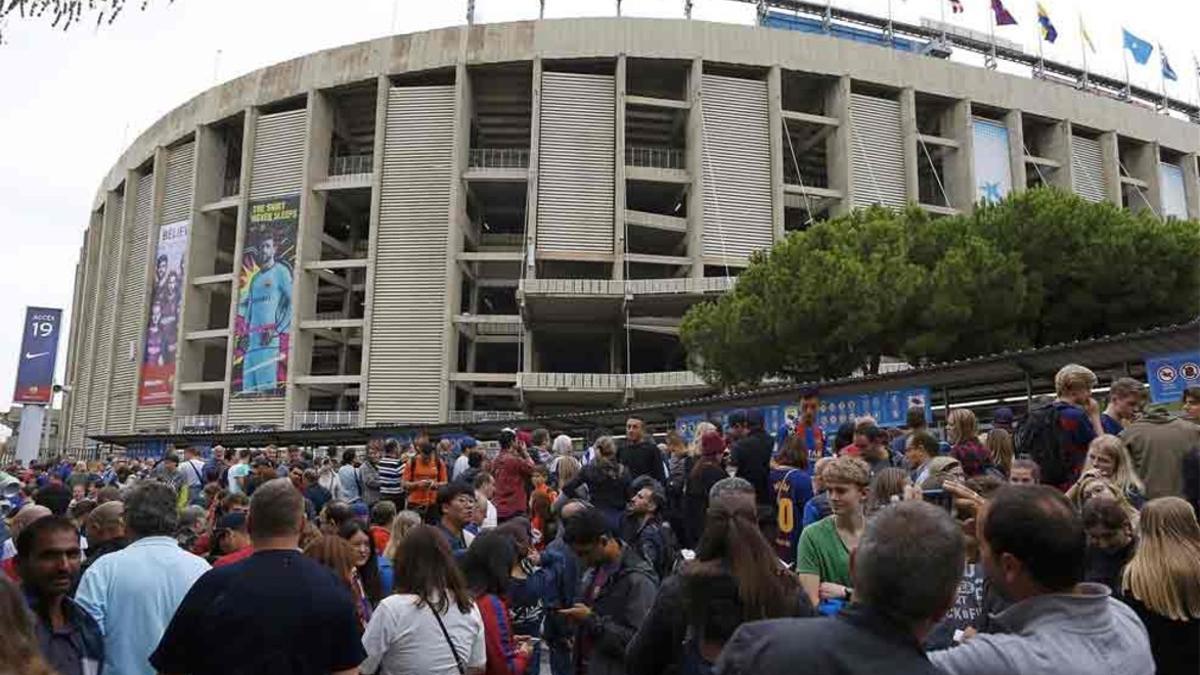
[13,307,62,405]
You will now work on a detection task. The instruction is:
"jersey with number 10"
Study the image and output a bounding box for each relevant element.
[769,467,814,564]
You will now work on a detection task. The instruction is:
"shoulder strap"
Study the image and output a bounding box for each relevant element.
[431,604,468,675]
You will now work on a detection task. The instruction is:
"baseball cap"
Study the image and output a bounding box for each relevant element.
[992,407,1014,427]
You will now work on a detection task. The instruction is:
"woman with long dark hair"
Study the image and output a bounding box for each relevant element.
[627,500,812,675]
[681,431,728,548]
[361,525,486,675]
[339,520,384,606]
[561,436,630,531]
[461,530,532,675]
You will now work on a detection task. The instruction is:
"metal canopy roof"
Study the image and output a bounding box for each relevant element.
[91,319,1198,448]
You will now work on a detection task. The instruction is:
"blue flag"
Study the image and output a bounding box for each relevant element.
[1161,46,1178,81]
[1036,3,1057,43]
[1123,29,1153,65]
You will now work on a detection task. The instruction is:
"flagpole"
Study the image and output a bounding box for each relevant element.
[886,0,894,45]
[1035,21,1045,79]
[939,0,947,46]
[1123,48,1132,100]
[1193,54,1200,108]
[987,6,998,70]
[1079,14,1089,90]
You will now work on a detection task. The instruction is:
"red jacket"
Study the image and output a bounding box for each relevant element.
[476,593,529,675]
[491,452,535,520]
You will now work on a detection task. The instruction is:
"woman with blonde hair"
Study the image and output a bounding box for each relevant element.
[946,409,991,478]
[688,421,718,457]
[1082,434,1145,507]
[984,427,1014,478]
[1068,474,1140,529]
[1120,497,1200,675]
[381,510,423,562]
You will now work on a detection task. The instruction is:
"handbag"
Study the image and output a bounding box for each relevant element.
[431,604,468,675]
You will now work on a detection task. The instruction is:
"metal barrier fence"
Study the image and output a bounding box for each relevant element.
[468,148,530,169]
[625,145,685,170]
[329,153,374,176]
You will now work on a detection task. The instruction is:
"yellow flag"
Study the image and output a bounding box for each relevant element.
[1079,15,1096,54]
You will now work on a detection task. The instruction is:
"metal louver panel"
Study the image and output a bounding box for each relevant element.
[1071,135,1106,203]
[250,109,306,199]
[161,143,195,223]
[110,173,156,433]
[849,93,907,208]
[701,74,772,260]
[89,194,125,433]
[225,397,286,429]
[133,406,173,433]
[367,86,456,424]
[537,72,615,254]
[73,224,103,447]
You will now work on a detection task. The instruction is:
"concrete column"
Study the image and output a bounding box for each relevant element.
[1183,153,1200,219]
[1044,120,1073,192]
[285,90,329,425]
[95,189,126,430]
[898,87,919,204]
[944,99,975,212]
[358,76,390,425]
[1099,131,1122,206]
[1004,110,1027,192]
[686,58,705,278]
[767,66,784,241]
[439,62,472,421]
[524,58,543,281]
[614,55,627,281]
[828,75,853,215]
[173,125,224,414]
[1126,140,1162,216]
[221,108,258,429]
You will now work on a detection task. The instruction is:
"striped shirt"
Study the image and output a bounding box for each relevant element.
[377,457,403,497]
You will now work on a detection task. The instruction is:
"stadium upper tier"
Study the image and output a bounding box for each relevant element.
[63,18,1200,449]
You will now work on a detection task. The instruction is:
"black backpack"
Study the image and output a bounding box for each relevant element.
[1014,403,1066,486]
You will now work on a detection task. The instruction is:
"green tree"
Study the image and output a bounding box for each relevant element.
[681,188,1200,387]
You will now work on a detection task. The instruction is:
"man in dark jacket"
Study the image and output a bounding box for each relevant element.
[716,501,965,675]
[729,409,774,522]
[619,417,667,485]
[80,501,127,578]
[543,499,590,675]
[620,477,674,582]
[560,507,658,675]
[18,516,105,674]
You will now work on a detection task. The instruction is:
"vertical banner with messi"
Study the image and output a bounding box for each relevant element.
[138,220,189,405]
[13,307,62,404]
[233,196,297,397]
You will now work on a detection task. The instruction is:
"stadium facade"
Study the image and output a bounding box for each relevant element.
[61,17,1200,449]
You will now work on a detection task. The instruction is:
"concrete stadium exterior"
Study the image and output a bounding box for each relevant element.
[61,17,1200,449]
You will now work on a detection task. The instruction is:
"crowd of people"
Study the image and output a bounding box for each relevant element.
[0,366,1198,675]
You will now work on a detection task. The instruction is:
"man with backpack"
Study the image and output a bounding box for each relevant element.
[1016,364,1105,491]
[621,477,678,582]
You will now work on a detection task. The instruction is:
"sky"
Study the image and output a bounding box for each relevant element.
[0,0,1195,427]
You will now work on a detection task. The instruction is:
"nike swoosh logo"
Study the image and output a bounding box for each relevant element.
[25,352,49,359]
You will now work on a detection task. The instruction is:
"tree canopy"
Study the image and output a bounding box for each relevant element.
[680,188,1200,387]
[0,1,172,44]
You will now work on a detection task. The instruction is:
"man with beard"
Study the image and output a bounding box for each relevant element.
[17,516,104,674]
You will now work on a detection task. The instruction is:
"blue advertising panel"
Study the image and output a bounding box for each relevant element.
[13,307,62,404]
[815,387,931,434]
[1146,351,1200,404]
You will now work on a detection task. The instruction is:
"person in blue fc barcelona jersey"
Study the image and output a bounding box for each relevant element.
[239,232,292,394]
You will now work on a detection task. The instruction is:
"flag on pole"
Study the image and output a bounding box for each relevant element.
[1123,28,1153,65]
[1160,46,1178,81]
[949,0,963,13]
[1079,16,1096,54]
[1036,2,1057,43]
[990,0,1018,26]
